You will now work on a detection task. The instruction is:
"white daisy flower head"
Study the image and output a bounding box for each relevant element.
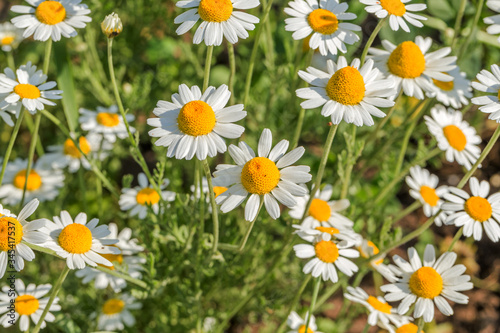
[190,177,228,201]
[0,158,64,206]
[286,311,323,333]
[119,173,176,219]
[79,105,135,143]
[427,67,472,109]
[381,244,473,322]
[394,322,423,333]
[148,84,246,161]
[405,166,449,226]
[11,0,92,42]
[360,0,427,33]
[97,293,141,331]
[484,1,500,42]
[357,239,400,283]
[471,64,500,122]
[0,279,60,331]
[297,56,396,126]
[284,0,361,56]
[0,61,62,115]
[101,12,123,38]
[0,22,24,52]
[442,177,500,242]
[214,128,312,221]
[174,0,260,46]
[369,36,457,99]
[40,211,120,270]
[424,105,481,170]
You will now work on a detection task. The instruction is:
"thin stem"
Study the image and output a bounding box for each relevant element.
[239,200,264,252]
[459,0,485,58]
[228,43,236,105]
[202,159,220,257]
[392,201,422,223]
[43,39,53,74]
[7,52,15,69]
[78,167,88,212]
[451,0,468,50]
[340,125,357,199]
[448,227,464,251]
[416,317,425,333]
[20,113,41,207]
[203,45,214,91]
[304,278,321,333]
[291,108,306,149]
[276,275,312,333]
[360,17,387,65]
[371,91,403,140]
[0,109,25,185]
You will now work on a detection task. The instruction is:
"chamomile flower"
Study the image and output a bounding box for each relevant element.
[148,84,246,160]
[40,211,120,270]
[360,0,427,33]
[0,199,47,279]
[442,177,500,242]
[471,64,500,122]
[0,159,64,205]
[174,0,260,46]
[381,245,473,323]
[11,0,92,42]
[97,294,141,331]
[484,1,500,42]
[286,311,322,333]
[0,22,24,52]
[101,12,122,38]
[424,105,481,170]
[405,166,449,226]
[357,239,399,282]
[79,105,135,143]
[190,177,228,201]
[119,173,176,219]
[297,56,396,126]
[427,67,472,109]
[0,279,60,331]
[0,62,62,115]
[284,0,361,56]
[369,36,457,99]
[294,233,359,282]
[395,323,422,333]
[214,128,311,221]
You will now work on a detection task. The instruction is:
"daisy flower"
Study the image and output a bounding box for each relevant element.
[471,64,500,122]
[97,294,141,331]
[214,128,312,221]
[0,22,24,52]
[0,199,47,279]
[484,1,500,42]
[357,239,399,282]
[0,61,62,115]
[0,279,60,331]
[381,245,473,322]
[0,158,64,205]
[79,105,135,143]
[119,173,176,219]
[405,166,449,226]
[394,322,422,333]
[101,12,123,38]
[284,0,361,56]
[360,0,427,33]
[40,211,120,270]
[286,311,322,333]
[427,67,472,109]
[174,0,260,46]
[442,177,500,242]
[148,84,246,160]
[191,177,228,201]
[11,0,92,42]
[369,36,457,99]
[297,56,396,126]
[75,223,146,292]
[424,105,481,170]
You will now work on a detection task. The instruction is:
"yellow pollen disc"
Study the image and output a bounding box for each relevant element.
[1,36,15,46]
[309,199,332,222]
[326,67,366,105]
[213,186,228,198]
[0,217,23,251]
[102,299,125,315]
[307,8,339,35]
[379,0,406,16]
[13,169,42,191]
[387,41,426,79]
[432,77,455,91]
[358,240,384,265]
[408,266,443,299]
[136,187,161,206]
[443,125,467,151]
[419,186,439,207]
[464,196,492,222]
[198,0,233,22]
[396,323,423,333]
[58,223,93,254]
[315,226,339,235]
[241,157,280,195]
[14,84,41,99]
[63,137,91,158]
[35,1,66,25]
[96,112,120,127]
[15,295,39,316]
[367,296,392,314]
[298,325,314,333]
[177,100,216,136]
[314,240,339,263]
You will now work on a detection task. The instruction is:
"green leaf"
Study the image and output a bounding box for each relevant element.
[54,40,78,133]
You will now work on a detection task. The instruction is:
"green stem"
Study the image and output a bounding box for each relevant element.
[239,200,264,252]
[7,52,15,69]
[459,0,485,58]
[304,278,321,333]
[416,317,425,333]
[291,108,306,149]
[23,113,44,157]
[371,91,402,140]
[202,159,220,257]
[228,43,236,105]
[360,17,387,65]
[276,275,312,333]
[392,201,422,223]
[43,39,52,74]
[203,45,214,91]
[451,0,468,50]
[340,125,357,199]
[0,108,25,185]
[78,167,88,212]
[20,113,41,207]
[448,227,463,251]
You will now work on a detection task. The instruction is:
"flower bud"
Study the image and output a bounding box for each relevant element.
[101,13,123,38]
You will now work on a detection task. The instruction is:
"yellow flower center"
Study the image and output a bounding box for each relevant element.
[419,186,439,207]
[14,84,41,99]
[307,8,339,35]
[15,295,39,316]
[396,323,424,333]
[13,169,42,191]
[314,240,339,263]
[367,296,392,314]
[99,246,124,270]
[432,77,455,91]
[326,67,366,105]
[498,89,500,100]
[58,223,93,254]
[102,299,125,315]
[309,198,332,222]
[408,266,443,299]
[387,41,426,79]
[358,240,384,265]
[0,217,23,252]
[442,125,467,151]
[198,0,233,22]
[464,196,492,222]
[63,137,91,158]
[298,325,314,333]
[177,100,216,136]
[315,226,339,235]
[241,157,280,195]
[379,0,406,16]
[1,36,15,46]
[96,112,120,127]
[213,186,228,198]
[136,188,161,206]
[35,1,66,25]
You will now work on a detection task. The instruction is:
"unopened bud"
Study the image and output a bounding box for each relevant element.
[101,13,123,38]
